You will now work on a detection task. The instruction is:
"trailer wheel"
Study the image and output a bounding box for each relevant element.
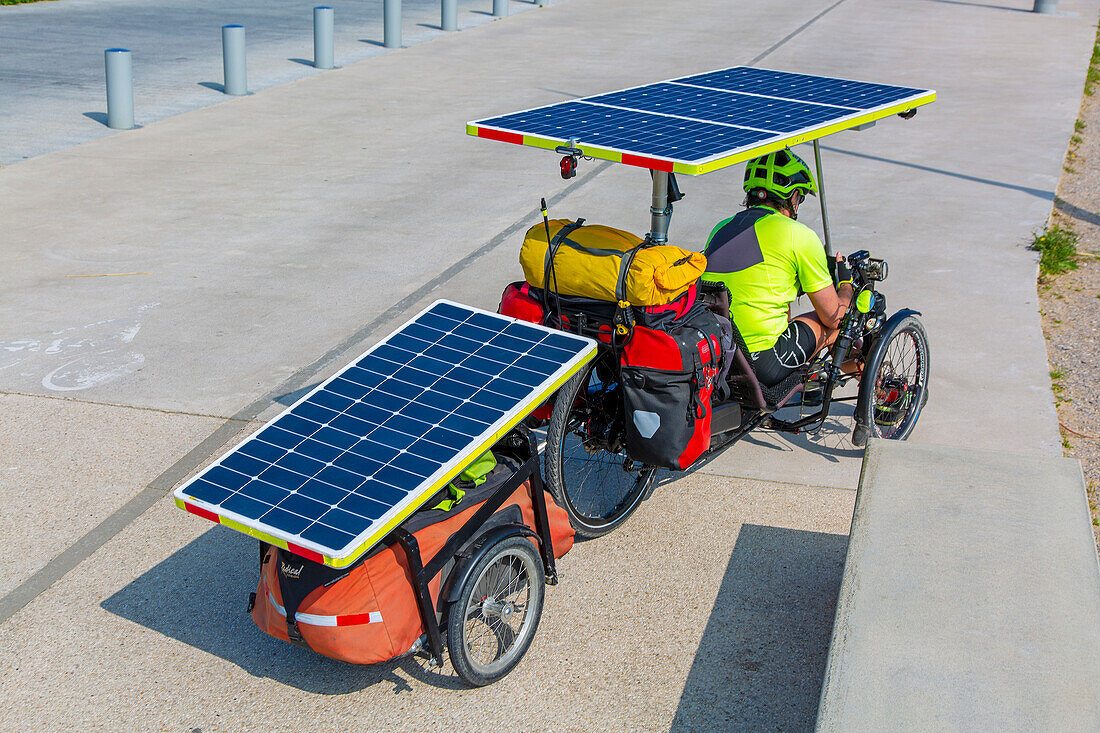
[447,535,544,686]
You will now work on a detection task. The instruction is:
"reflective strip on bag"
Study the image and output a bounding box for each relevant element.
[268,590,383,627]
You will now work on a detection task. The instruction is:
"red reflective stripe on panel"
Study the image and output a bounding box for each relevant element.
[477,127,524,145]
[185,503,221,523]
[621,154,674,172]
[286,543,324,563]
[336,612,375,627]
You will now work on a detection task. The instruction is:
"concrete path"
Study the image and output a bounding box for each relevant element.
[0,0,542,165]
[818,440,1100,730]
[0,0,1096,728]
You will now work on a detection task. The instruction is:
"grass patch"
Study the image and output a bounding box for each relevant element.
[1030,225,1079,277]
[1087,37,1100,95]
[1051,366,1065,380]
[1076,118,1087,132]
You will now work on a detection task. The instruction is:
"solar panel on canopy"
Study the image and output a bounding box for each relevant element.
[174,300,596,567]
[467,66,935,175]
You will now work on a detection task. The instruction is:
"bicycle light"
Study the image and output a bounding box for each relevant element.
[560,155,577,179]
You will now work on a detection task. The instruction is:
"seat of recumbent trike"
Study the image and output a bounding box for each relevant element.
[698,281,806,411]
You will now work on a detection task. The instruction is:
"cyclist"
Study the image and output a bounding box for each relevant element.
[702,148,853,388]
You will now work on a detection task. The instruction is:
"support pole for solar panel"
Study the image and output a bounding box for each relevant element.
[649,170,670,244]
[104,49,135,130]
[442,0,458,30]
[1033,0,1057,12]
[222,25,247,95]
[384,0,402,48]
[493,0,509,17]
[812,139,833,257]
[313,7,335,69]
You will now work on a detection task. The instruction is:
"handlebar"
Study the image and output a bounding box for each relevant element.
[846,249,889,286]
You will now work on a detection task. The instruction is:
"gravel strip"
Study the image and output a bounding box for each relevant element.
[1042,23,1100,550]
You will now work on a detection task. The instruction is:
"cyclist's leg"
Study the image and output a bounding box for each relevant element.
[748,321,817,387]
[792,311,834,353]
[792,311,860,375]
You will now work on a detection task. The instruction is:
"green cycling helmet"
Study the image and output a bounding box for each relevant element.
[743,148,818,199]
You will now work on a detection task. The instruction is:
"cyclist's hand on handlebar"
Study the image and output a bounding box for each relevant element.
[833,253,853,288]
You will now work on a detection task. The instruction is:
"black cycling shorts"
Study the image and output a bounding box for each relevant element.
[748,320,817,387]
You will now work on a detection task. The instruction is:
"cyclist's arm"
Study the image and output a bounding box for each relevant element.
[806,282,853,330]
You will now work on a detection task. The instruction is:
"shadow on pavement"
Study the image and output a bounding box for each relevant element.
[919,0,1032,11]
[82,112,109,127]
[273,381,320,407]
[821,144,1054,200]
[670,523,847,732]
[101,525,464,694]
[198,81,225,93]
[1054,195,1100,227]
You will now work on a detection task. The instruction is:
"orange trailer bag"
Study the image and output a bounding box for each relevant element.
[251,460,573,665]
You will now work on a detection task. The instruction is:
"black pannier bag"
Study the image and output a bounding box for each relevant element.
[619,308,728,470]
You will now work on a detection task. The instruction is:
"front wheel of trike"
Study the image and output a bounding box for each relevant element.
[854,313,930,445]
[544,356,656,539]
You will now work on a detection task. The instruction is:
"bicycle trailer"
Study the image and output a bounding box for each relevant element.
[173,300,597,685]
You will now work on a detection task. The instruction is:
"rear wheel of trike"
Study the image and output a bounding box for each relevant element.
[854,314,930,445]
[544,356,656,539]
[447,535,545,687]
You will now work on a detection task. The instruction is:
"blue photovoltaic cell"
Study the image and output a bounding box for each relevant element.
[586,82,854,134]
[676,67,925,110]
[175,301,593,560]
[476,100,774,162]
[471,67,932,166]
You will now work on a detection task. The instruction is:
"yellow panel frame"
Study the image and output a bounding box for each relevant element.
[467,90,936,176]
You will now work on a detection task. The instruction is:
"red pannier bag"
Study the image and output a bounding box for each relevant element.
[619,307,725,470]
[499,280,699,340]
[251,458,574,665]
[498,281,701,424]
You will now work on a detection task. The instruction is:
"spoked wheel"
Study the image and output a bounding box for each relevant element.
[854,314,930,445]
[544,356,656,539]
[447,535,544,687]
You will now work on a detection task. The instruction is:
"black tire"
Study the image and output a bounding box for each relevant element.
[447,535,544,687]
[544,357,656,539]
[856,314,930,443]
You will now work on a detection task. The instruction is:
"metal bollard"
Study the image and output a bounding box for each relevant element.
[104,48,135,130]
[222,24,247,95]
[1033,0,1057,11]
[441,0,457,31]
[384,0,401,48]
[493,0,508,17]
[314,6,334,69]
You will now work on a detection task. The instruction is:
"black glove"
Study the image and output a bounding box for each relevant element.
[834,256,852,287]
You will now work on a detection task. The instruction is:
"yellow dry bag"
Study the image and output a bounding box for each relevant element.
[519,219,707,306]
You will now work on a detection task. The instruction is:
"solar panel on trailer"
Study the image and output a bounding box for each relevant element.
[174,301,596,567]
[467,66,935,175]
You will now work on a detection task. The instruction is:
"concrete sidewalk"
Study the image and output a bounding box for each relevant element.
[818,440,1100,730]
[0,0,544,165]
[1,0,1097,727]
